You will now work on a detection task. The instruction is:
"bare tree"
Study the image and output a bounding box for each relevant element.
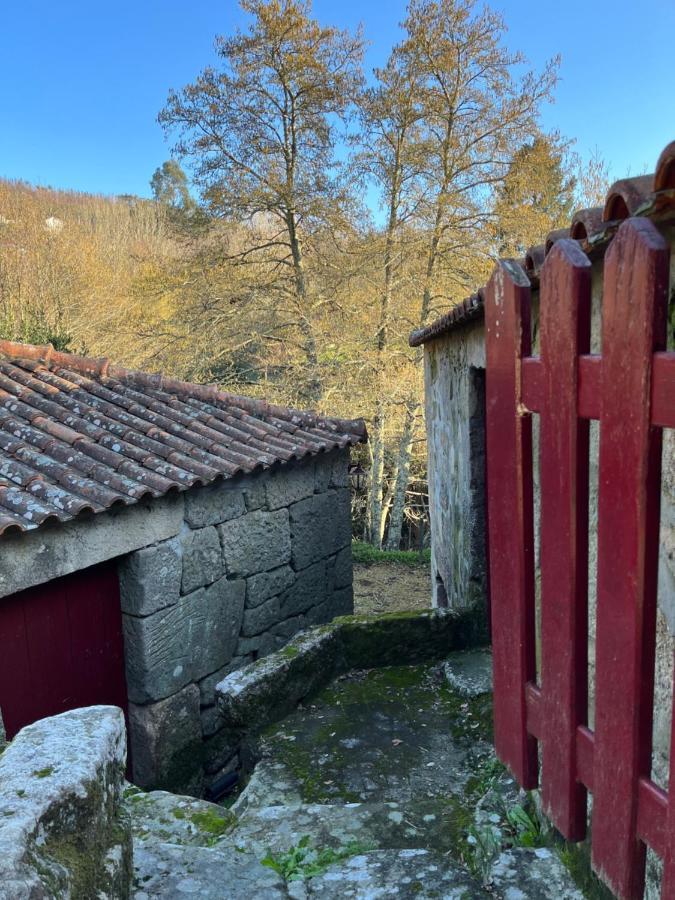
[159,0,364,403]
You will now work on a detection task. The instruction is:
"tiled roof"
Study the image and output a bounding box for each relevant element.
[0,341,366,537]
[409,139,675,347]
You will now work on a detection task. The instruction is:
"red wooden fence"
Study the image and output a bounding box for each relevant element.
[485,217,675,899]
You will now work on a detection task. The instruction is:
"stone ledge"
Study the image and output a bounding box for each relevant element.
[0,706,131,899]
[216,608,484,742]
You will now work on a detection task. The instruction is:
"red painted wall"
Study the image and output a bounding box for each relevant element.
[0,561,128,740]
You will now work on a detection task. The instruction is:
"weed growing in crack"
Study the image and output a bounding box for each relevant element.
[261,835,374,882]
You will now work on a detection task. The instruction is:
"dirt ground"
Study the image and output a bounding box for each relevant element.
[352,562,432,615]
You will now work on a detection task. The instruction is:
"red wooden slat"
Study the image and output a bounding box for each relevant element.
[538,239,591,841]
[521,357,543,412]
[534,353,672,427]
[525,681,543,737]
[636,777,667,860]
[592,218,669,899]
[26,579,74,721]
[0,592,32,739]
[576,726,594,791]
[578,356,602,420]
[485,259,538,789]
[662,652,675,894]
[652,352,675,428]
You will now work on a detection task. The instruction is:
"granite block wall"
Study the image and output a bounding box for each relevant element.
[119,448,354,795]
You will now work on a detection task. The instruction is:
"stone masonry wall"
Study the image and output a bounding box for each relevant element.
[423,322,486,613]
[119,448,353,796]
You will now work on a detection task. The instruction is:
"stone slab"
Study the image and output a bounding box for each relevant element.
[124,578,245,703]
[220,508,291,577]
[328,545,353,591]
[119,538,182,617]
[124,591,205,703]
[489,848,584,898]
[0,706,131,900]
[184,480,246,528]
[131,840,286,899]
[194,577,246,682]
[304,849,483,899]
[290,492,347,570]
[181,526,223,593]
[443,650,493,699]
[246,565,295,608]
[125,789,236,848]
[217,627,343,731]
[198,656,250,708]
[128,684,203,795]
[280,559,327,618]
[264,460,316,510]
[241,596,280,637]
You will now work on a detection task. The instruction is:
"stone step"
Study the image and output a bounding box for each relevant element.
[293,848,485,899]
[132,840,287,898]
[232,799,473,859]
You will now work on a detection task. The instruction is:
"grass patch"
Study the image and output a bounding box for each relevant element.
[352,540,431,567]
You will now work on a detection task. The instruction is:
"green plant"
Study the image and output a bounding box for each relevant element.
[504,803,542,847]
[261,835,372,882]
[351,541,431,567]
[464,825,501,884]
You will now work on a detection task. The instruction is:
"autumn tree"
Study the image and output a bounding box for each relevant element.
[158,0,364,403]
[357,45,428,545]
[493,133,576,256]
[361,0,558,549]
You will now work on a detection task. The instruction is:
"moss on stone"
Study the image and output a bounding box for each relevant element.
[32,766,55,778]
[557,841,615,900]
[190,807,235,837]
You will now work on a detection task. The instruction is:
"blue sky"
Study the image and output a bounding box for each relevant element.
[0,0,672,204]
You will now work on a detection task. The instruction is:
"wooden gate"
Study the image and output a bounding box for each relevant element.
[485,217,675,899]
[0,561,128,740]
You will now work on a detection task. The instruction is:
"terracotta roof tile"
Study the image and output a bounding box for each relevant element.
[0,342,366,537]
[410,139,675,347]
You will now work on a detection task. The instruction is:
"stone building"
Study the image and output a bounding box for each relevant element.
[411,141,675,849]
[0,339,365,795]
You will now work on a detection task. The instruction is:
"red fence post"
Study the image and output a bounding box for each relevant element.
[538,239,591,841]
[485,260,538,789]
[592,218,669,899]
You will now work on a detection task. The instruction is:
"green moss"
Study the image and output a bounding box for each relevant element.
[172,808,186,820]
[557,841,615,900]
[123,785,143,800]
[15,789,26,798]
[33,766,54,779]
[190,807,235,838]
[279,645,300,659]
[43,822,130,899]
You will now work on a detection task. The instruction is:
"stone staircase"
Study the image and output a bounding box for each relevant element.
[126,653,586,899]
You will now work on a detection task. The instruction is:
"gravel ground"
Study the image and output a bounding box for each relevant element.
[352,562,431,615]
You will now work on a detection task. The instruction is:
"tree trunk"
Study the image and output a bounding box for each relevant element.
[287,209,321,403]
[367,399,386,548]
[384,402,418,550]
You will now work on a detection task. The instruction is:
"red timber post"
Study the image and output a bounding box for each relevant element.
[538,240,591,841]
[485,259,538,789]
[592,218,669,898]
